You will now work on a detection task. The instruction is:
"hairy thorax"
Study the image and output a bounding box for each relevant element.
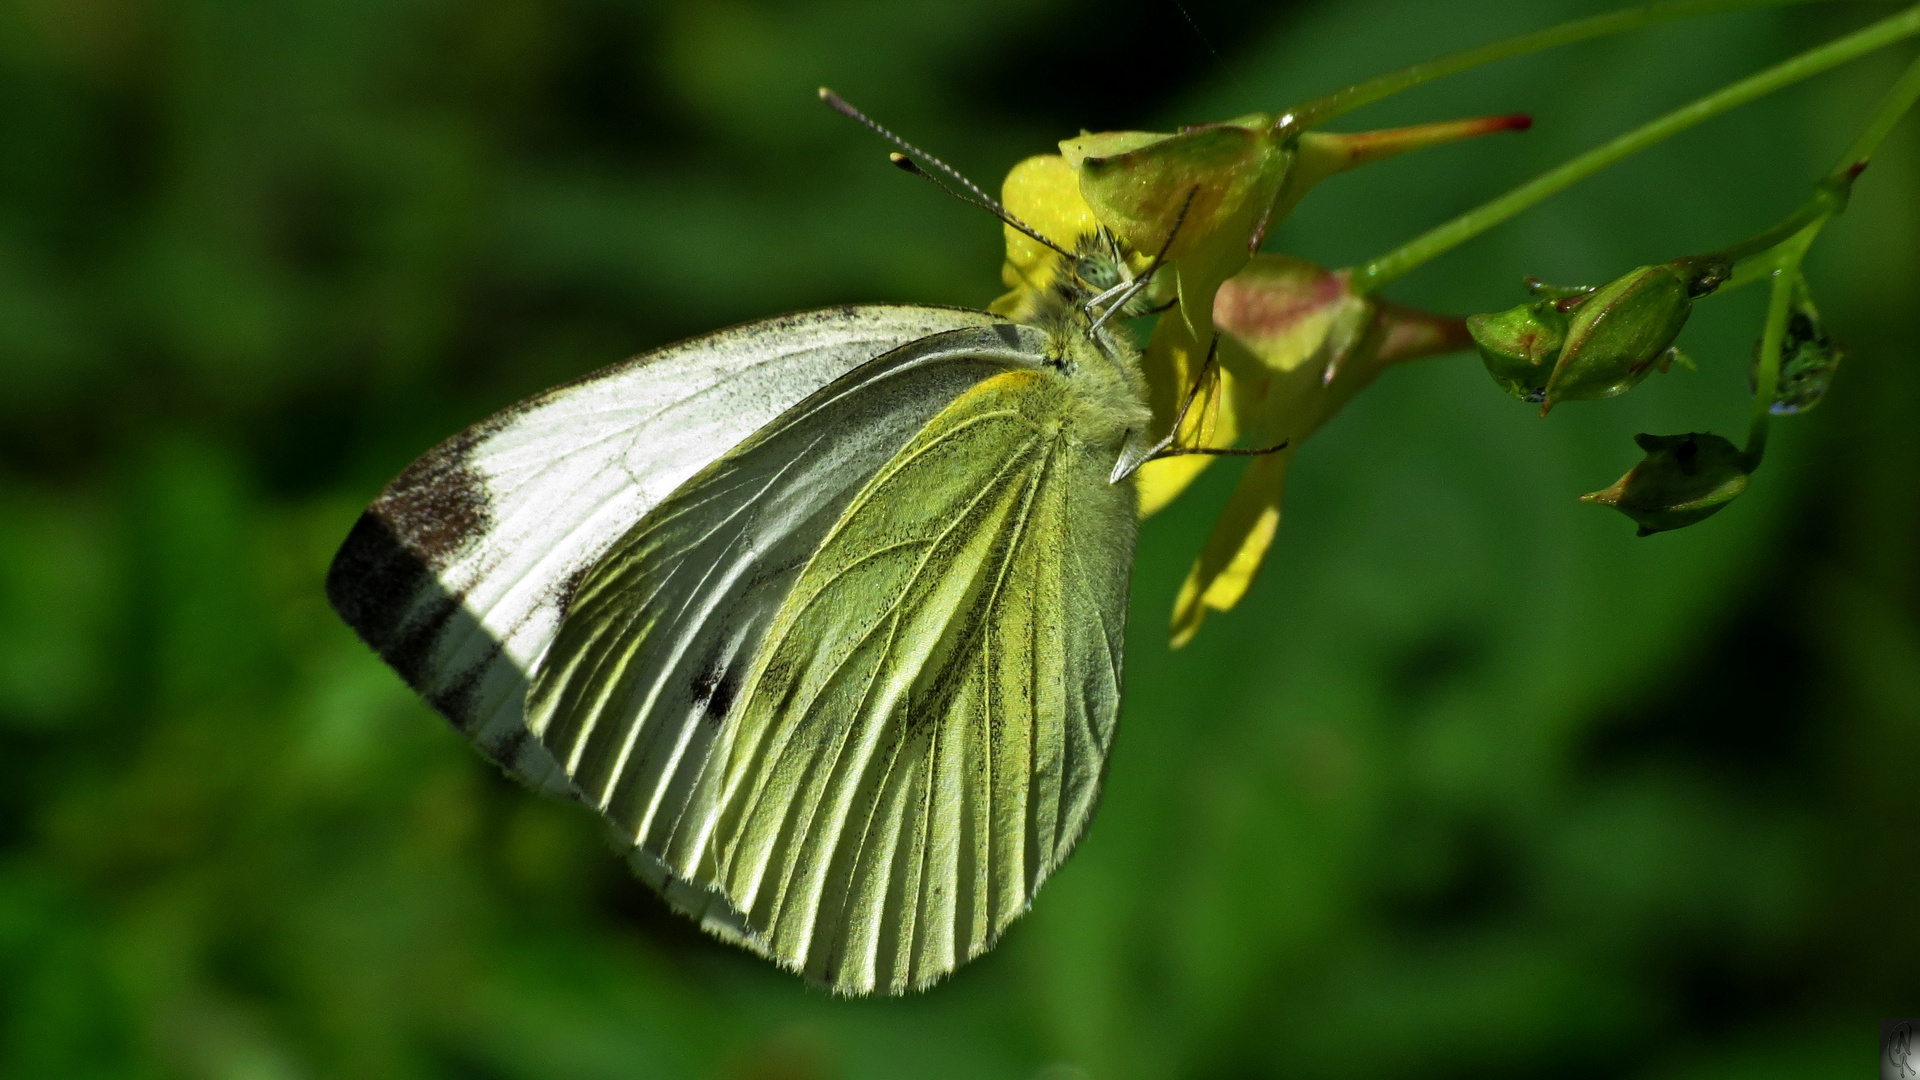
[1030,299,1152,465]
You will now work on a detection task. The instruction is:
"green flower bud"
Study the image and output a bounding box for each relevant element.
[1749,305,1844,415]
[1467,299,1566,402]
[1543,264,1696,410]
[1580,432,1752,537]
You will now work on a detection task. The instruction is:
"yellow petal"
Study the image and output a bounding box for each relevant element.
[1136,455,1214,520]
[1169,449,1292,648]
[992,154,1098,321]
[1134,302,1251,518]
[1164,257,1385,645]
[1165,256,1480,644]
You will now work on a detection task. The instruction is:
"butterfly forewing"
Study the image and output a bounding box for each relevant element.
[525,323,1049,813]
[523,324,1060,940]
[326,305,1003,794]
[704,367,1135,993]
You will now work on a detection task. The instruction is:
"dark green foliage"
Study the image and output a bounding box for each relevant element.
[1,1,1916,1077]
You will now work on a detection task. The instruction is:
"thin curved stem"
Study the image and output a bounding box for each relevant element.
[1350,5,1920,296]
[1840,48,1920,165]
[1722,48,1920,292]
[1280,0,1838,134]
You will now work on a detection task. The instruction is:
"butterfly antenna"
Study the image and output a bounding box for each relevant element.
[886,154,1075,260]
[1171,0,1224,65]
[819,87,1074,260]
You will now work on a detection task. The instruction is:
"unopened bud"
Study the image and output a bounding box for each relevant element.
[1543,264,1696,410]
[1467,299,1566,402]
[1580,432,1751,536]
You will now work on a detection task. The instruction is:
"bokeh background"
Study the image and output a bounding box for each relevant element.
[2,0,1917,1077]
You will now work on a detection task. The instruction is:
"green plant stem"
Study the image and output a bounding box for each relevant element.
[1723,48,1920,291]
[1350,5,1920,296]
[1736,53,1917,456]
[1840,47,1920,163]
[1281,0,1836,134]
[1744,226,1818,465]
[1709,178,1850,265]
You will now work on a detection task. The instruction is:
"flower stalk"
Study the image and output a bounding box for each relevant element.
[1352,4,1920,295]
[1279,0,1841,134]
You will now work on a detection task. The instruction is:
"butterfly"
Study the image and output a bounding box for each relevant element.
[326,102,1262,994]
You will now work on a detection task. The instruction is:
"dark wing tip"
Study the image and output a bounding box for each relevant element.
[326,510,418,637]
[326,509,441,687]
[327,426,498,701]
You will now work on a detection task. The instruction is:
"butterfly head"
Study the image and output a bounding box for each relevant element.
[1059,229,1168,324]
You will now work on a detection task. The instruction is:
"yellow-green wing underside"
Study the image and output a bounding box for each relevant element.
[535,364,1135,993]
[710,369,1134,992]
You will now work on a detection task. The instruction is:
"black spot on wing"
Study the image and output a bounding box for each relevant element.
[689,660,739,726]
[327,508,509,735]
[487,725,531,772]
[326,511,457,690]
[427,660,496,733]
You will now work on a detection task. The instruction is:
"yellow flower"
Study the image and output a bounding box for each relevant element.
[990,154,1108,321]
[1165,257,1467,646]
[989,112,1530,643]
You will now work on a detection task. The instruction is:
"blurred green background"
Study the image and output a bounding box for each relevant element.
[2,0,1916,1077]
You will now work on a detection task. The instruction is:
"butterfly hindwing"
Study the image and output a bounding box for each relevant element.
[326,305,1005,796]
[706,366,1136,993]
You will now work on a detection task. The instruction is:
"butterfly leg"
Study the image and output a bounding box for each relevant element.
[1143,334,1290,461]
[1138,333,1223,462]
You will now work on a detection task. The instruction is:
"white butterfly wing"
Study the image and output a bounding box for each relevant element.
[528,324,1051,815]
[524,324,1052,949]
[326,305,1007,798]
